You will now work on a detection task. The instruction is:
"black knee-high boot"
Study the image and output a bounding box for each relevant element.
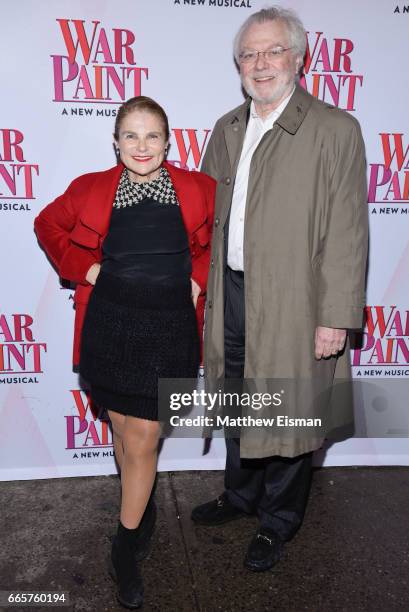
[111,522,144,609]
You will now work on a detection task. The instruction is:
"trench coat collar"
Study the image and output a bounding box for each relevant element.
[79,160,204,237]
[274,83,313,134]
[223,84,312,170]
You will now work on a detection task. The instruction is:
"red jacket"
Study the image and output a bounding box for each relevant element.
[34,161,216,366]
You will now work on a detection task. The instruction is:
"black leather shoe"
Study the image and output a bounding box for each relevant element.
[244,528,284,572]
[191,492,247,525]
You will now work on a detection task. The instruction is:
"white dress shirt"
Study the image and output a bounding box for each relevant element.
[227,88,295,271]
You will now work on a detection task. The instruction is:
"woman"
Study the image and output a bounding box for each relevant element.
[34,96,215,609]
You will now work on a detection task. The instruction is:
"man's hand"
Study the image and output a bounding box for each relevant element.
[315,326,347,359]
[85,263,101,286]
[191,278,201,308]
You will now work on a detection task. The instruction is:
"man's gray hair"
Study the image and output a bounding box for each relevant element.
[233,5,307,64]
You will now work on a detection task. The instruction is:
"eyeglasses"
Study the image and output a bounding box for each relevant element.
[238,47,293,64]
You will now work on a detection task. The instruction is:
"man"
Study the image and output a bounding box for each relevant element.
[191,6,368,572]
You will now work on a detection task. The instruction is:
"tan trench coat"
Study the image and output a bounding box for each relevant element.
[202,85,368,459]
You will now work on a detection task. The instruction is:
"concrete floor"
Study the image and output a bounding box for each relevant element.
[0,467,408,612]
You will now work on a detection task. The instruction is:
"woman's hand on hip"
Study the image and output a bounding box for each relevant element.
[191,278,201,308]
[86,263,101,286]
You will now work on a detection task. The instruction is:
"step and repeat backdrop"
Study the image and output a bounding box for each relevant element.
[1,0,408,480]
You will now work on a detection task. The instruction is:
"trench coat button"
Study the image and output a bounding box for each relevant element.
[233,126,239,132]
[208,300,213,308]
[215,218,220,227]
[224,177,231,185]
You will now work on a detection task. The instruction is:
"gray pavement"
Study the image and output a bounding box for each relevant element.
[0,467,408,612]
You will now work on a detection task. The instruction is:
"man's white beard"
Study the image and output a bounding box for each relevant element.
[242,74,294,106]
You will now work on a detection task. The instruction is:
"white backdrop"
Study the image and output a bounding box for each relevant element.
[1,0,408,481]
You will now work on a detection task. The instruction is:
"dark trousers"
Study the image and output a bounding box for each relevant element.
[223,266,313,541]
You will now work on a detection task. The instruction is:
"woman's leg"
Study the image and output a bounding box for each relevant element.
[108,410,125,471]
[120,415,161,529]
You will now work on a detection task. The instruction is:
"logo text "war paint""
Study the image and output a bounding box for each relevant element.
[300,31,363,111]
[66,390,113,450]
[352,307,409,366]
[0,130,39,199]
[368,134,409,204]
[0,314,46,374]
[51,19,148,103]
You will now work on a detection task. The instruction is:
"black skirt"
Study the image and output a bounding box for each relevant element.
[79,271,200,420]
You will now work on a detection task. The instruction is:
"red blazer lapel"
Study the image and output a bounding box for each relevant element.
[79,164,124,236]
[164,161,206,234]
